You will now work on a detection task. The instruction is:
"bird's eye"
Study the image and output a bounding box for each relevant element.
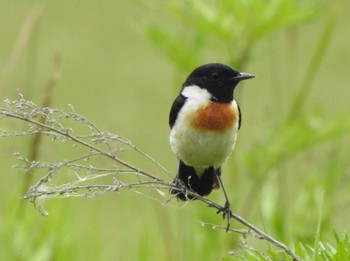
[211,73,220,80]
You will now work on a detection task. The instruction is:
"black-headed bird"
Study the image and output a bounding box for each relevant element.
[169,63,254,217]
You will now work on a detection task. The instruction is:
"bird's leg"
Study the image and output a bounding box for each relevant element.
[216,174,232,231]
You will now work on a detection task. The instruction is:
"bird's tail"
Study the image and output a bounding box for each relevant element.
[170,160,220,200]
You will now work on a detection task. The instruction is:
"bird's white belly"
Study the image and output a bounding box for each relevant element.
[170,123,238,171]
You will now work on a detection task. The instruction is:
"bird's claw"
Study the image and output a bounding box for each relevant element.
[216,201,232,231]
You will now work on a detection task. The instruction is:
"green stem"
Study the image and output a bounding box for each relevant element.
[287,5,341,121]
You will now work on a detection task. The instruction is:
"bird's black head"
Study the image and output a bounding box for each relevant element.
[183,63,255,103]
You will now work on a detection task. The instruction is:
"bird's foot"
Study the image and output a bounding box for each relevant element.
[216,200,232,231]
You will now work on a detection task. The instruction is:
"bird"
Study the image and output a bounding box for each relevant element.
[169,63,254,218]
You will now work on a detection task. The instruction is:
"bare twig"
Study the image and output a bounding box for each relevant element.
[0,95,303,261]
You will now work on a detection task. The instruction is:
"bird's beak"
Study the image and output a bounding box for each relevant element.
[234,72,255,81]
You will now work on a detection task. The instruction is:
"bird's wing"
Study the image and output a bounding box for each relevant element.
[237,100,242,129]
[169,95,187,128]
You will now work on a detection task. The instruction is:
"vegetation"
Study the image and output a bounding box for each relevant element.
[1,0,349,260]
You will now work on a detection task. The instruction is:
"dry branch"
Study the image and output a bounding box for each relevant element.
[0,95,303,261]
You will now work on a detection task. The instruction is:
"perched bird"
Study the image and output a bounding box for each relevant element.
[169,63,254,214]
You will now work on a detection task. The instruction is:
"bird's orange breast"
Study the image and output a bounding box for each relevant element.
[191,102,238,132]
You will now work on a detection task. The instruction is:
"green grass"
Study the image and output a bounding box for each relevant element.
[1,0,350,260]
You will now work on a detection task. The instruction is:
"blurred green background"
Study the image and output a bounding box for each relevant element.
[1,1,350,260]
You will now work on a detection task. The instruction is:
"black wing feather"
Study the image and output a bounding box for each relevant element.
[236,100,242,129]
[169,95,187,128]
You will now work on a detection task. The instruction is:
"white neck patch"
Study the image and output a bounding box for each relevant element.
[181,85,211,101]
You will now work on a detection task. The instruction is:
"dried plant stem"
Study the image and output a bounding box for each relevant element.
[22,53,61,196]
[0,8,41,87]
[2,108,166,191]
[0,97,302,261]
[189,193,303,261]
